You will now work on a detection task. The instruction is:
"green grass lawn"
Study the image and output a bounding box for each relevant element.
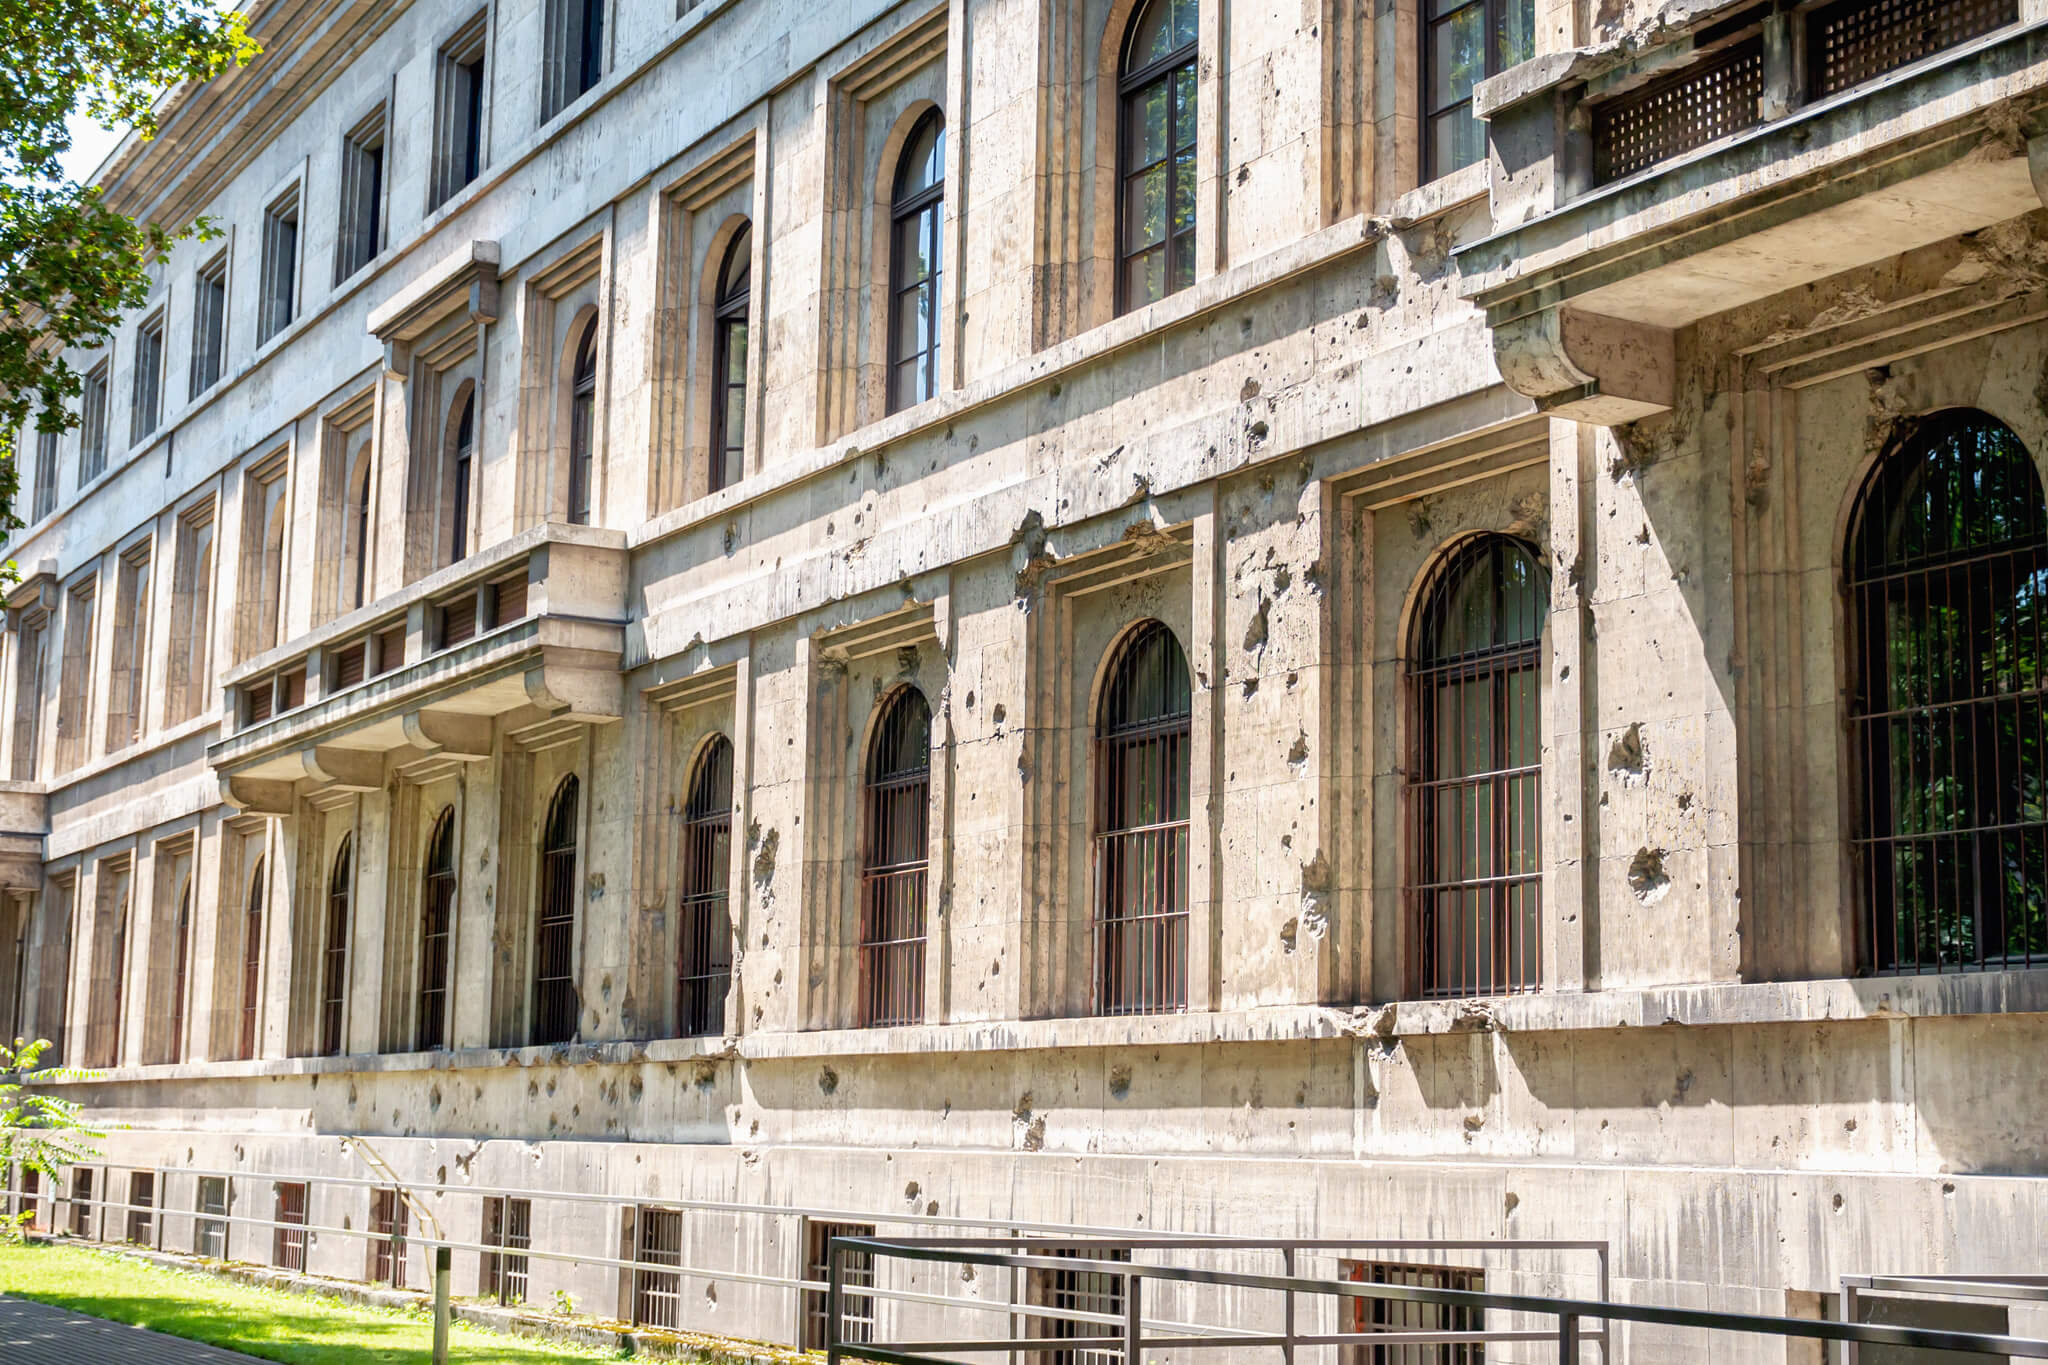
[0,1239,619,1362]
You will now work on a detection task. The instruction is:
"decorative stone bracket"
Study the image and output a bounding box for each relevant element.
[1488,307,1675,426]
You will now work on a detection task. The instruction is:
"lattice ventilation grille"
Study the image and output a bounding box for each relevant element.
[1594,39,1765,184]
[1810,0,2017,96]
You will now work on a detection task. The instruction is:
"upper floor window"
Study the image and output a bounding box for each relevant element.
[888,111,945,414]
[336,111,387,283]
[168,876,192,1063]
[190,253,228,396]
[10,609,46,781]
[239,854,267,1060]
[1423,0,1533,180]
[343,439,373,611]
[677,736,733,1036]
[79,361,109,485]
[106,544,152,752]
[1116,0,1197,314]
[433,17,488,207]
[541,0,604,122]
[861,688,931,1026]
[1846,410,2048,974]
[258,192,300,344]
[1405,534,1547,998]
[242,463,289,660]
[31,428,57,522]
[1094,619,1191,1015]
[533,775,581,1044]
[322,836,353,1057]
[419,809,456,1050]
[566,321,597,524]
[449,394,475,565]
[131,310,165,442]
[54,579,97,773]
[167,506,216,724]
[709,226,749,494]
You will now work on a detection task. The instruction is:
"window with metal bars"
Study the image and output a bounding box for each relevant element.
[369,1187,408,1286]
[195,1176,228,1258]
[69,1169,92,1238]
[1405,536,1547,999]
[861,688,931,1026]
[677,737,733,1036]
[1094,621,1191,1015]
[888,111,945,413]
[481,1195,531,1304]
[1846,410,2048,975]
[709,225,750,494]
[1807,0,2016,97]
[1338,1259,1486,1365]
[1592,38,1764,185]
[240,856,266,1059]
[14,1169,39,1233]
[633,1207,685,1328]
[125,1171,154,1245]
[1116,0,1197,314]
[533,776,581,1044]
[1423,0,1534,181]
[803,1220,876,1350]
[567,321,597,525]
[273,1181,308,1270]
[322,838,352,1057]
[1028,1246,1132,1365]
[419,809,457,1050]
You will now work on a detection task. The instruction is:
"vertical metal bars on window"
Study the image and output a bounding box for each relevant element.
[1406,536,1548,1000]
[677,737,734,1036]
[1340,1259,1486,1365]
[482,1195,531,1305]
[1032,1247,1132,1365]
[195,1177,228,1259]
[861,689,931,1027]
[633,1207,685,1328]
[1094,621,1192,1015]
[534,776,581,1044]
[419,810,457,1049]
[804,1220,876,1349]
[273,1181,308,1270]
[1847,411,2048,975]
[370,1187,408,1286]
[125,1171,154,1246]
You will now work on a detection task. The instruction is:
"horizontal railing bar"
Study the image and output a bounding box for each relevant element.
[873,1330,1598,1353]
[1846,1275,2048,1302]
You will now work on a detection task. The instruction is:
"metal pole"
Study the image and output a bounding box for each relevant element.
[1280,1247,1296,1365]
[1559,1310,1579,1365]
[827,1240,845,1365]
[432,1246,451,1365]
[1125,1269,1144,1365]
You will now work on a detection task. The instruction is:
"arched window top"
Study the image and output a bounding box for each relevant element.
[1415,535,1549,665]
[1098,620,1191,736]
[544,775,581,852]
[1122,0,1197,74]
[867,687,932,783]
[452,393,475,452]
[687,735,734,819]
[1848,411,2047,581]
[331,834,354,888]
[571,319,598,391]
[892,110,945,207]
[716,225,751,314]
[427,807,456,874]
[247,855,268,911]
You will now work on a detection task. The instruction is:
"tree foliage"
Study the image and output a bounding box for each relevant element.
[0,1,256,554]
[0,1037,102,1239]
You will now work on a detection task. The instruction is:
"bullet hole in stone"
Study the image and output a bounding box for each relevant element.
[1286,671,1298,689]
[1273,564,1292,594]
[1504,1191,1520,1218]
[752,827,779,884]
[1628,847,1672,903]
[905,1181,921,1203]
[1248,419,1270,445]
[1943,1182,1956,1195]
[1243,595,1271,653]
[1241,377,1261,401]
[1242,677,1259,699]
[819,1066,839,1096]
[926,1200,939,1216]
[1831,1194,1844,1213]
[527,1080,539,1099]
[1677,791,1695,812]
[1048,380,1062,399]
[1280,917,1300,954]
[1607,723,1646,779]
[630,1074,646,1102]
[1560,665,1571,681]
[1287,731,1310,772]
[965,690,975,709]
[1108,1064,1133,1099]
[992,703,1006,725]
[705,1284,719,1307]
[1636,523,1651,545]
[429,1085,443,1112]
[723,522,740,555]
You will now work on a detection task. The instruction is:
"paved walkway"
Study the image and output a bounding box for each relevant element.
[0,1293,270,1363]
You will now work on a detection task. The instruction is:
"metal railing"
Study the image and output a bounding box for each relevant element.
[826,1236,2048,1365]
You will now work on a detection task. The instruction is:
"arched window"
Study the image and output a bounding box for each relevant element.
[677,737,734,1036]
[166,879,191,1062]
[449,394,474,566]
[567,322,597,525]
[1423,0,1534,180]
[346,442,373,611]
[1406,535,1547,998]
[240,856,266,1060]
[419,809,456,1049]
[710,227,750,494]
[1116,0,1197,315]
[534,776,581,1043]
[104,882,131,1068]
[1846,411,2048,974]
[1094,620,1191,1014]
[322,837,353,1057]
[861,688,931,1026]
[888,112,945,414]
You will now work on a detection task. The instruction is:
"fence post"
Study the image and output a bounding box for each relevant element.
[1559,1311,1580,1365]
[1124,1269,1144,1365]
[827,1240,844,1365]
[432,1246,451,1365]
[1280,1248,1296,1365]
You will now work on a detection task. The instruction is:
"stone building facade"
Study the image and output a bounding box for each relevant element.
[3,0,2048,1354]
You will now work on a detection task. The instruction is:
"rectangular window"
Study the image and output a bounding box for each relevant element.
[69,1168,93,1238]
[1029,1247,1131,1365]
[632,1207,684,1328]
[167,507,216,723]
[803,1220,876,1350]
[240,464,289,661]
[54,580,97,773]
[106,546,152,751]
[481,1195,530,1304]
[79,362,109,484]
[434,18,489,207]
[1423,0,1533,180]
[273,1181,308,1270]
[125,1170,155,1246]
[10,610,45,781]
[189,254,228,397]
[258,193,300,343]
[31,428,57,521]
[195,1176,228,1258]
[132,311,165,441]
[335,112,387,283]
[541,0,603,122]
[369,1187,408,1286]
[1339,1260,1486,1365]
